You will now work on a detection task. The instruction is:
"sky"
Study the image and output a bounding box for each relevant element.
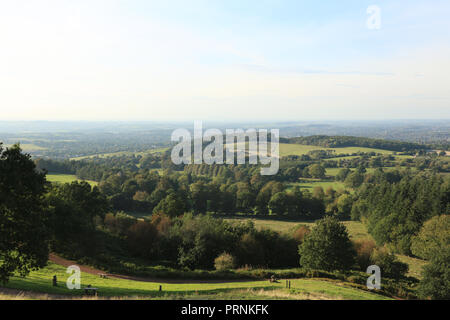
[0,0,449,121]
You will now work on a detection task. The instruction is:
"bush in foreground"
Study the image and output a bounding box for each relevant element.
[298,216,355,271]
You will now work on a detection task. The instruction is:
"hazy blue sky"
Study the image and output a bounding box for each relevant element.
[1,0,449,121]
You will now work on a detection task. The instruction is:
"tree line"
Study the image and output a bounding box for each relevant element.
[281,135,428,152]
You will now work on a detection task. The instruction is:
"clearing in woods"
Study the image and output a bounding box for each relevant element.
[46,173,98,186]
[223,217,372,240]
[70,147,169,160]
[278,143,394,157]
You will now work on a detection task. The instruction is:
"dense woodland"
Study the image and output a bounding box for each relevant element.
[1,136,449,299]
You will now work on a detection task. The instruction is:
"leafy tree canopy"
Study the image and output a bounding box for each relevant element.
[0,144,50,283]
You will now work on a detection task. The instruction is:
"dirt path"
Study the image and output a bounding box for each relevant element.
[49,253,255,284]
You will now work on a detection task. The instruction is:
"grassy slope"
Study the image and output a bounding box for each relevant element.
[224,218,372,240]
[288,167,414,192]
[46,173,98,186]
[287,180,347,191]
[1,263,389,300]
[70,147,169,160]
[396,255,428,280]
[5,143,47,151]
[279,143,394,157]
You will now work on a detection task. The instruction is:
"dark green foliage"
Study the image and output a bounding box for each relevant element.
[281,135,427,152]
[267,187,325,219]
[370,248,408,280]
[255,181,283,215]
[411,215,450,260]
[336,168,351,181]
[174,214,237,269]
[36,149,331,218]
[46,181,109,258]
[126,220,159,258]
[153,192,188,217]
[352,171,448,254]
[0,144,50,283]
[418,248,450,300]
[169,214,298,270]
[308,163,326,179]
[344,171,364,188]
[298,216,356,271]
[334,194,353,219]
[103,211,135,236]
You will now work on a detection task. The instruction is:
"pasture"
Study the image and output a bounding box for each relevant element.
[287,180,347,192]
[70,147,169,160]
[1,262,390,300]
[279,143,394,157]
[4,143,47,151]
[224,217,372,241]
[46,173,98,186]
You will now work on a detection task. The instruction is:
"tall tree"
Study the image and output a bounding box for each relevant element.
[0,144,50,283]
[47,181,108,257]
[298,216,355,271]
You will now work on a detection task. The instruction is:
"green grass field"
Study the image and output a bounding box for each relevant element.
[224,217,372,240]
[46,173,98,186]
[279,143,325,156]
[326,168,346,176]
[70,147,169,160]
[279,143,394,157]
[5,143,47,151]
[396,255,428,280]
[1,262,390,300]
[288,180,347,191]
[223,142,394,158]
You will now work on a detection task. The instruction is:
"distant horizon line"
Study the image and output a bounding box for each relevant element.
[1,119,449,123]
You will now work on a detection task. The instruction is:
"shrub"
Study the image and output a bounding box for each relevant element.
[370,248,408,280]
[174,214,237,269]
[126,220,159,258]
[214,252,236,271]
[347,275,366,285]
[353,239,377,270]
[103,211,136,235]
[292,225,311,244]
[235,232,265,268]
[151,213,172,235]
